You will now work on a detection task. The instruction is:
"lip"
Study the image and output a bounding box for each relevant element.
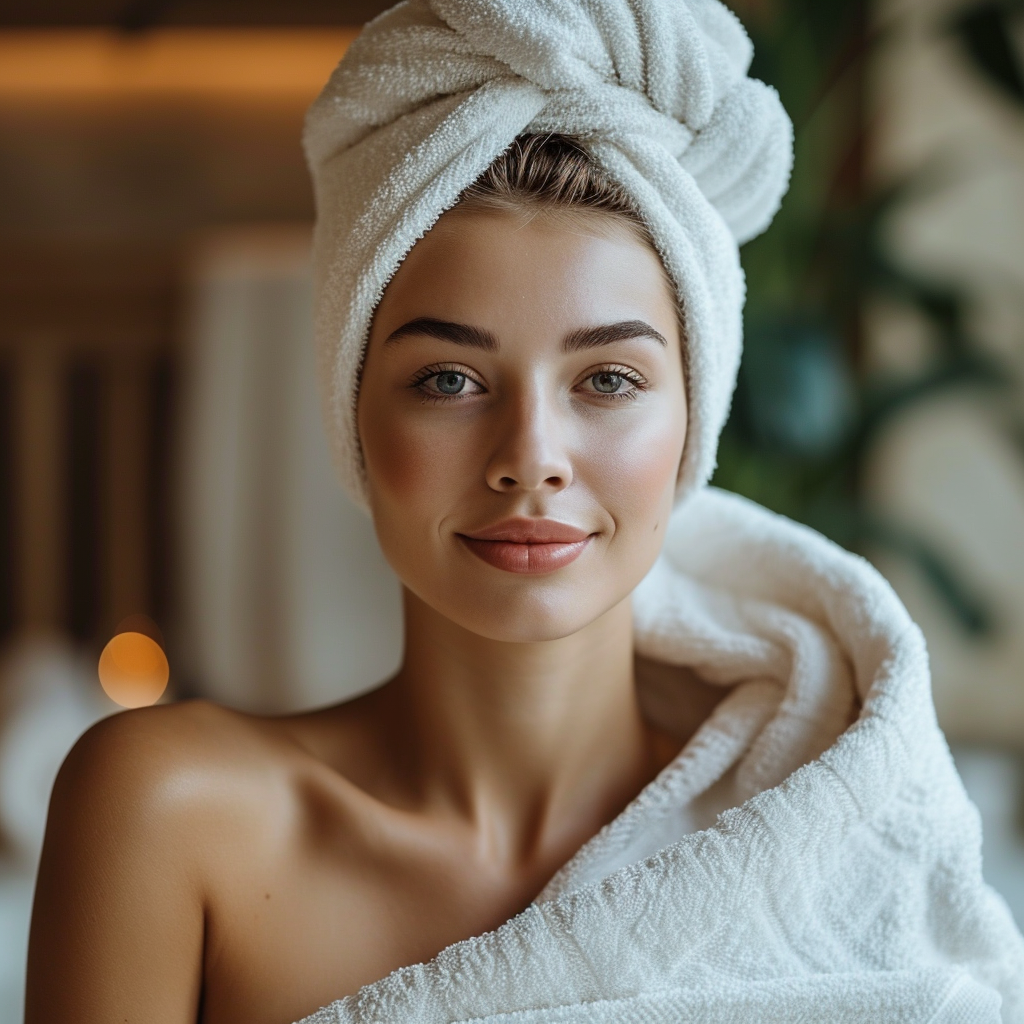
[458,518,594,575]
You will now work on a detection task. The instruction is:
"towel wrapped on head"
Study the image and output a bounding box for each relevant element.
[303,0,794,509]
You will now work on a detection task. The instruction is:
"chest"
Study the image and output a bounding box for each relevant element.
[197,831,545,1024]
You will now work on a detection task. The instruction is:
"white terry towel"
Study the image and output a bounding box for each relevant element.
[304,0,793,508]
[298,489,1024,1024]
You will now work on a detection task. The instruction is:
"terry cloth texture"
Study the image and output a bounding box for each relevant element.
[303,0,794,510]
[296,489,1024,1024]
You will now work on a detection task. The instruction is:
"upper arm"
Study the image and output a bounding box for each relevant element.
[25,708,207,1024]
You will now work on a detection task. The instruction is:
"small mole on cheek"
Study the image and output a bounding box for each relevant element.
[264,892,271,900]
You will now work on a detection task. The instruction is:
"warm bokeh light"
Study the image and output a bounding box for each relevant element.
[98,631,169,709]
[0,29,357,100]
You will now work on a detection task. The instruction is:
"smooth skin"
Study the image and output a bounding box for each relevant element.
[26,208,724,1024]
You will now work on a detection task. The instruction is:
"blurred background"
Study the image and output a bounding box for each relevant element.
[0,0,1022,1016]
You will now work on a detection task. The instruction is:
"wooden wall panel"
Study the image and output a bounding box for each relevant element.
[13,338,65,631]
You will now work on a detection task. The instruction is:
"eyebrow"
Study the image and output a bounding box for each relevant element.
[384,316,667,353]
[562,320,668,352]
[385,317,498,351]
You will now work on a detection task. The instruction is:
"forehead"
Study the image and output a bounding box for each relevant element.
[371,208,677,342]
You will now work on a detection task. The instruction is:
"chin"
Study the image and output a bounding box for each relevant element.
[462,610,595,644]
[434,579,620,644]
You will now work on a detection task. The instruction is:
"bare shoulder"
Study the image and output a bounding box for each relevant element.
[41,698,330,919]
[29,700,380,1022]
[62,697,280,778]
[51,699,301,848]
[27,700,286,1021]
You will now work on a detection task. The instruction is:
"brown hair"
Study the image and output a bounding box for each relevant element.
[457,133,656,249]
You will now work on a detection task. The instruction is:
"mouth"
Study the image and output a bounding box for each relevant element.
[457,518,594,575]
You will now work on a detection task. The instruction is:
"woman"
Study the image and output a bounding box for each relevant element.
[26,1,1024,1022]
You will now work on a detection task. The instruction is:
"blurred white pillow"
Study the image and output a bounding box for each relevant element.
[0,636,112,865]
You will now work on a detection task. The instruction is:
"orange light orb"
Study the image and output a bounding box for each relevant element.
[98,631,170,709]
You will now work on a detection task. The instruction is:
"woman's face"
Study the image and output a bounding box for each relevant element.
[358,208,686,643]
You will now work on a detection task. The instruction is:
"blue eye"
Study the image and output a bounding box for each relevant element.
[592,372,624,394]
[433,371,466,394]
[411,365,484,399]
[576,365,648,400]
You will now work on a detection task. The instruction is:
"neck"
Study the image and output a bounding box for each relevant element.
[376,589,665,871]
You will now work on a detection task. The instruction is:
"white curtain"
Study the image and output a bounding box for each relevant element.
[178,226,402,712]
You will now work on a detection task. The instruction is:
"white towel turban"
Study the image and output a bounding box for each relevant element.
[304,0,794,509]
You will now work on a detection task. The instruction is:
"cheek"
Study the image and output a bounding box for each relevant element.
[362,410,426,505]
[360,397,451,586]
[360,391,474,518]
[578,398,686,527]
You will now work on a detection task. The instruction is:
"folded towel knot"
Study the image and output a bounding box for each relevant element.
[404,0,789,241]
[429,0,746,128]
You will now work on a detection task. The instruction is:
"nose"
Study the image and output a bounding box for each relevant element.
[484,389,573,495]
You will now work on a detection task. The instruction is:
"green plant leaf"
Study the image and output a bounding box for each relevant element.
[949,1,1024,106]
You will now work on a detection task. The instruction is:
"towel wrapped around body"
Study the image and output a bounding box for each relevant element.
[298,489,1024,1024]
